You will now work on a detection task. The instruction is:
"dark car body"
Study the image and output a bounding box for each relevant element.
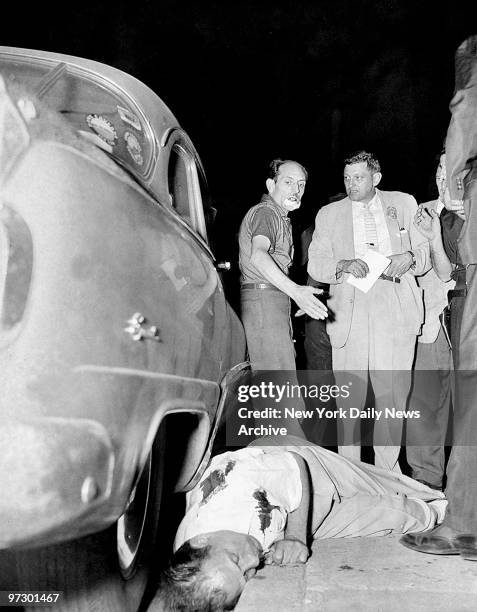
[0,46,246,571]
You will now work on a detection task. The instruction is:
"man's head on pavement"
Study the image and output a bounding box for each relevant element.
[343,150,382,204]
[158,530,263,611]
[266,159,308,212]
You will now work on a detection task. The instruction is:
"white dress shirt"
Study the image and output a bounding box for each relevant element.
[173,447,301,552]
[352,190,392,259]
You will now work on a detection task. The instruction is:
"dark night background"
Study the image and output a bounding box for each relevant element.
[2,0,475,266]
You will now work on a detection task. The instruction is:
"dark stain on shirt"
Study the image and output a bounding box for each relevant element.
[253,488,280,534]
[224,460,235,475]
[199,460,236,505]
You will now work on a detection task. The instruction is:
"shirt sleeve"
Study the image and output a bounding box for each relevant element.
[249,206,280,252]
[257,450,302,512]
[406,195,431,275]
[308,206,345,284]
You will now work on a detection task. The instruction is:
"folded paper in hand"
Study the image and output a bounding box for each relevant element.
[346,250,391,293]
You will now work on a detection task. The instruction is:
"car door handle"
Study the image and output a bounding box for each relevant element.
[216,261,231,271]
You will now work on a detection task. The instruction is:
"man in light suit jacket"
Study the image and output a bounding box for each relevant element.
[308,151,429,472]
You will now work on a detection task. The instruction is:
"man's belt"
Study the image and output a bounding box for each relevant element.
[244,276,401,289]
[446,262,477,301]
[448,288,467,300]
[241,282,279,290]
[378,274,401,283]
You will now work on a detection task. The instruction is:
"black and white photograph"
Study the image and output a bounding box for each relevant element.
[1,2,477,611]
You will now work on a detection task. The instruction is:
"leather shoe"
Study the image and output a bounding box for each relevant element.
[455,535,477,561]
[399,531,460,555]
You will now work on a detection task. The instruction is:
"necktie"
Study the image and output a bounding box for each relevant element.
[364,203,378,248]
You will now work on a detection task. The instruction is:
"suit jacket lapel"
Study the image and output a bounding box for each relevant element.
[379,192,402,253]
[342,198,356,258]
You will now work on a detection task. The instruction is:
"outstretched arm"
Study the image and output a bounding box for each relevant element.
[265,452,311,566]
[251,235,328,320]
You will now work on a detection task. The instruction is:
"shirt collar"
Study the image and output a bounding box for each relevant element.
[260,194,289,218]
[352,189,381,210]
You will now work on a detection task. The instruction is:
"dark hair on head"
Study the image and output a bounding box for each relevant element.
[155,541,240,611]
[268,158,308,181]
[344,151,381,174]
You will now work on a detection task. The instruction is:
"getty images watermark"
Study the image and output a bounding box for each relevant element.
[225,371,423,444]
[236,381,420,425]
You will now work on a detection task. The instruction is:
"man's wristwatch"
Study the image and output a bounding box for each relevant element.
[407,250,416,269]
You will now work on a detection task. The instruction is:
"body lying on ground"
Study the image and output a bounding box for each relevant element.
[155,435,446,611]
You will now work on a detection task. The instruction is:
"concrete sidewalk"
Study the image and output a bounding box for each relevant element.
[236,534,477,611]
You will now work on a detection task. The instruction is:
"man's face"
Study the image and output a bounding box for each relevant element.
[266,162,307,211]
[436,154,447,201]
[343,161,381,203]
[194,531,263,606]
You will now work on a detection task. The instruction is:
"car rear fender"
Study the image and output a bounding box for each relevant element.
[171,360,251,492]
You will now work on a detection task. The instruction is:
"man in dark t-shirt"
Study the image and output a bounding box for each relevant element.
[237,160,329,441]
[238,159,328,371]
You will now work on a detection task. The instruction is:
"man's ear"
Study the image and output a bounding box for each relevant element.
[266,178,275,194]
[372,172,382,187]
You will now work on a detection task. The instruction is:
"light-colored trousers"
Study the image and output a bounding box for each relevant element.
[406,326,453,488]
[331,278,418,472]
[255,437,446,538]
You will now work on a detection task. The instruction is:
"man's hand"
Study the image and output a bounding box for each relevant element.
[385,252,413,277]
[337,259,369,278]
[414,205,441,241]
[292,286,328,320]
[264,538,310,566]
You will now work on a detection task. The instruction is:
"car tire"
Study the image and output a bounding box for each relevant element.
[14,423,175,612]
[15,528,136,612]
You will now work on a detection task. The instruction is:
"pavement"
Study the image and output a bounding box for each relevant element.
[2,531,477,611]
[236,534,477,612]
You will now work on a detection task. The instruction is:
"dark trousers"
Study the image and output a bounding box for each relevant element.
[301,317,336,446]
[304,317,332,371]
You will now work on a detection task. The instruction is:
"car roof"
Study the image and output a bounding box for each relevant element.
[0,46,182,200]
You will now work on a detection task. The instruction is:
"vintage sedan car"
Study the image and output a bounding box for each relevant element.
[0,47,246,610]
